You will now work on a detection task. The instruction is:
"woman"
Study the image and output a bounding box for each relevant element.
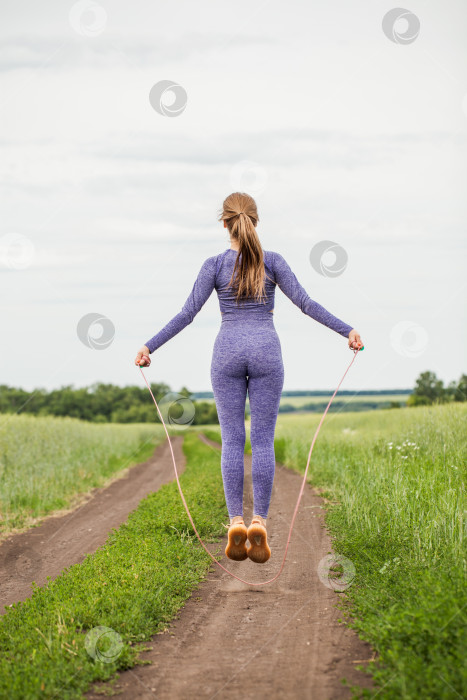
[135,192,363,564]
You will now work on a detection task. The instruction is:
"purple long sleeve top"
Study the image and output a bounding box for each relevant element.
[144,248,354,353]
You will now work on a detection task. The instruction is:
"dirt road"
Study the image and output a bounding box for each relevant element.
[0,436,186,614]
[87,434,373,700]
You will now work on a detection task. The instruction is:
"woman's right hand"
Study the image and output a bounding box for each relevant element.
[135,345,151,367]
[348,329,364,351]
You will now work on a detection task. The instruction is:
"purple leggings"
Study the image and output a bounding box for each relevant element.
[210,310,284,518]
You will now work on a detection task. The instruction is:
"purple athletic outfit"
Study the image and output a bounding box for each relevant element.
[145,248,353,518]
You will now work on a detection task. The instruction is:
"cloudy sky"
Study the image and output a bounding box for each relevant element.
[1,0,466,397]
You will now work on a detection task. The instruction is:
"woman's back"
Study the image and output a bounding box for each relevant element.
[214,248,276,315]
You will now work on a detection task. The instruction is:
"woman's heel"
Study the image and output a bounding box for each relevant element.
[225,516,248,561]
[246,515,271,564]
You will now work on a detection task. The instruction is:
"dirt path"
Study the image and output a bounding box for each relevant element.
[0,436,186,614]
[87,434,374,700]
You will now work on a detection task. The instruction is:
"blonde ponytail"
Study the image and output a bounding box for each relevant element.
[218,192,269,304]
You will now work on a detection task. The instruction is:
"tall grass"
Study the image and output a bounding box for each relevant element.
[0,413,165,537]
[274,403,466,698]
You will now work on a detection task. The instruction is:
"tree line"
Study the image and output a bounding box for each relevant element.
[0,371,464,424]
[406,371,466,406]
[0,382,220,425]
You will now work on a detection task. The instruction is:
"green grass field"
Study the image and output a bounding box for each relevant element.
[0,413,166,538]
[273,403,466,698]
[197,393,410,405]
[278,393,409,407]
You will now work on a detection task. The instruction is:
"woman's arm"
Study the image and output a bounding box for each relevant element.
[143,256,217,354]
[272,251,354,339]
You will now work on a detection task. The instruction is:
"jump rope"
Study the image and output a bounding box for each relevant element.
[138,344,363,587]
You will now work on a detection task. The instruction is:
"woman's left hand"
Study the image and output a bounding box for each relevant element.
[135,345,151,367]
[348,329,363,351]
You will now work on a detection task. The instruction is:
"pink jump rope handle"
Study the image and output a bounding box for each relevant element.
[138,354,151,367]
